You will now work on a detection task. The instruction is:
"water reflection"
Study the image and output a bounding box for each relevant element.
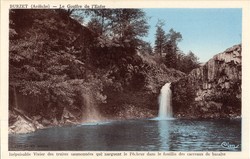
[157,120,170,150]
[9,119,241,151]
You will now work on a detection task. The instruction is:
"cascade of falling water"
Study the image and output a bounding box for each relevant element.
[157,83,173,119]
[82,93,102,122]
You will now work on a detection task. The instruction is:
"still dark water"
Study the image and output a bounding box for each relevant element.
[9,119,241,151]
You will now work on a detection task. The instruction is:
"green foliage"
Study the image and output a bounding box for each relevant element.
[179,51,200,73]
[86,9,149,51]
[87,18,103,35]
[154,20,166,55]
[164,29,182,68]
[9,9,189,121]
[153,21,200,73]
[164,42,178,68]
[9,9,104,118]
[167,50,200,73]
[138,41,153,55]
[9,9,153,119]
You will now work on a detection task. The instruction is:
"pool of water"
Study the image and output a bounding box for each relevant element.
[9,119,241,151]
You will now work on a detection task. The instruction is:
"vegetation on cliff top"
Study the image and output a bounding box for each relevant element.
[9,9,200,130]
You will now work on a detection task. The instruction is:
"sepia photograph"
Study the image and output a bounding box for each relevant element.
[7,7,243,152]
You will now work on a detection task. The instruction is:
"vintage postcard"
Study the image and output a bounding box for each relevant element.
[1,0,250,159]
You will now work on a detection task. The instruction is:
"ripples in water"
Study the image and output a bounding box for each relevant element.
[9,119,241,151]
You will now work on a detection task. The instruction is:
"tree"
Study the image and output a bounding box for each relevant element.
[137,41,153,55]
[154,20,167,56]
[164,28,182,68]
[86,9,149,51]
[85,9,114,36]
[9,9,108,119]
[86,9,149,59]
[70,10,85,24]
[110,9,149,50]
[182,51,200,73]
[87,18,103,35]
[167,28,182,47]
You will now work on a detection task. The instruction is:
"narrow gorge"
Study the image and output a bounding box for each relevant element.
[7,8,242,152]
[8,10,241,135]
[9,44,241,134]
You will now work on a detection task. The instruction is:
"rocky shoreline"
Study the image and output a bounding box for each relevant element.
[9,44,242,134]
[9,108,241,134]
[9,105,157,134]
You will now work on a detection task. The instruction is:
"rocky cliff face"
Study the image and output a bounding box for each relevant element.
[172,44,241,118]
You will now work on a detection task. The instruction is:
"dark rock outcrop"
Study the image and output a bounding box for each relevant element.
[9,107,80,134]
[172,44,241,118]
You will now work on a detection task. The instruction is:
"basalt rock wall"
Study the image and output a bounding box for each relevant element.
[172,44,241,118]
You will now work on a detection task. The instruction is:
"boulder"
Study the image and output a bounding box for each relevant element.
[9,116,36,134]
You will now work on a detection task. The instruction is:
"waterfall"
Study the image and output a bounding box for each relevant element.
[82,93,103,122]
[157,83,173,120]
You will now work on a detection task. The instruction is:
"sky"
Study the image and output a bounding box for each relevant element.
[142,9,242,63]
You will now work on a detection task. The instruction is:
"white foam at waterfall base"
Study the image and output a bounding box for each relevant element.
[79,121,112,126]
[153,83,174,120]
